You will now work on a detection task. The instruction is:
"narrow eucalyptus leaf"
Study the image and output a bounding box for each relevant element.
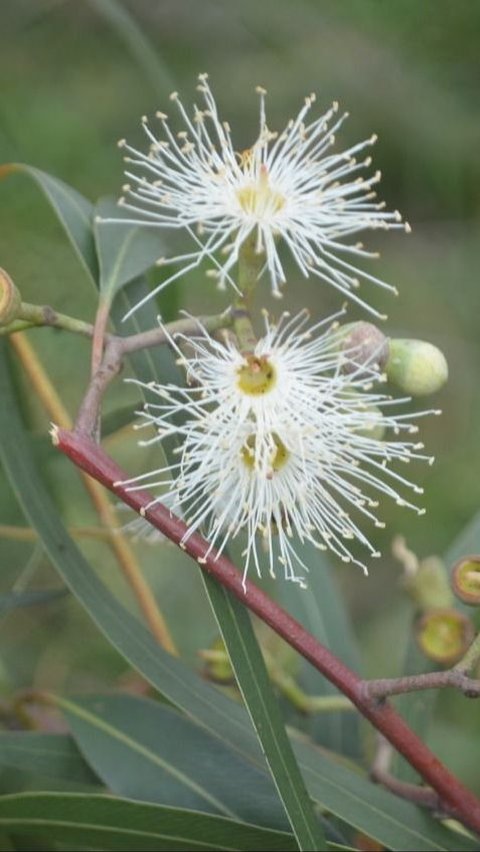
[0,588,67,617]
[0,792,299,852]
[62,693,288,830]
[0,733,99,788]
[0,163,98,285]
[94,197,164,301]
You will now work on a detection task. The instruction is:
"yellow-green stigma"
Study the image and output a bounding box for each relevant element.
[236,162,286,218]
[237,354,277,396]
[241,433,290,474]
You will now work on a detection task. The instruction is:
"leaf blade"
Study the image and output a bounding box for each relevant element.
[202,577,327,850]
[0,164,98,286]
[0,792,299,852]
[112,287,327,850]
[0,733,99,788]
[277,542,361,758]
[94,198,164,301]
[61,693,287,829]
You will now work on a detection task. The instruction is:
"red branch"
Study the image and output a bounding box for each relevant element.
[55,426,480,835]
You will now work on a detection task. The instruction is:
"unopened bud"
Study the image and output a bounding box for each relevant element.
[338,321,389,375]
[416,608,474,665]
[386,339,448,396]
[0,268,21,325]
[199,638,234,684]
[451,555,480,606]
[393,537,452,611]
[405,556,453,611]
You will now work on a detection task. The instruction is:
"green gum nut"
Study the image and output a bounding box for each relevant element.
[416,608,474,665]
[0,268,21,325]
[386,339,448,396]
[404,556,453,612]
[451,555,480,606]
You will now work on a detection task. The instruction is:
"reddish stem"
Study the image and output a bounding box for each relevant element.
[55,425,480,835]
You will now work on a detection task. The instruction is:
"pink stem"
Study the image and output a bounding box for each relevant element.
[55,426,480,835]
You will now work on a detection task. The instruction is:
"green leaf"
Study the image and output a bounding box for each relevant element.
[102,404,139,438]
[60,693,288,830]
[0,793,299,851]
[94,198,164,302]
[201,577,327,850]
[0,588,67,616]
[111,289,327,850]
[86,0,176,96]
[112,278,186,462]
[0,342,473,852]
[0,339,263,763]
[277,542,361,759]
[445,510,480,565]
[0,734,99,789]
[0,164,98,286]
[293,737,478,852]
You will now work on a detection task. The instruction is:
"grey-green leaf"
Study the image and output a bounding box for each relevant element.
[0,588,67,617]
[61,693,288,830]
[0,793,299,851]
[277,541,361,759]
[201,577,327,850]
[0,163,98,286]
[86,0,176,96]
[293,737,478,852]
[111,288,327,851]
[0,733,99,788]
[94,197,164,301]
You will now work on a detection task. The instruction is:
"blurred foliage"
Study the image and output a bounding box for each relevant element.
[0,1,480,846]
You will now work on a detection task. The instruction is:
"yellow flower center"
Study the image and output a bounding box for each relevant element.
[236,162,285,218]
[236,354,277,396]
[240,433,290,474]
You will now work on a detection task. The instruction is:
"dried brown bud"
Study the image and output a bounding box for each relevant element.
[0,268,21,325]
[451,555,480,606]
[416,608,474,665]
[338,321,389,375]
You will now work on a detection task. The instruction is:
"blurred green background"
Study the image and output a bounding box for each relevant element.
[1,0,480,792]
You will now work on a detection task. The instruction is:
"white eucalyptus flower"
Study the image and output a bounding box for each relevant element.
[111,74,408,318]
[123,313,437,588]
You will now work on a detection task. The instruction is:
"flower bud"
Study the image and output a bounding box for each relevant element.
[338,321,389,375]
[416,608,474,665]
[199,639,234,684]
[406,556,453,612]
[0,268,21,325]
[386,339,448,396]
[451,555,480,606]
[403,555,454,611]
[393,538,453,611]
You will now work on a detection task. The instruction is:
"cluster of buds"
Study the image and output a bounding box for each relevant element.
[394,537,478,665]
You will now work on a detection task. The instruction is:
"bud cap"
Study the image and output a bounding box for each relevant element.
[386,339,448,396]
